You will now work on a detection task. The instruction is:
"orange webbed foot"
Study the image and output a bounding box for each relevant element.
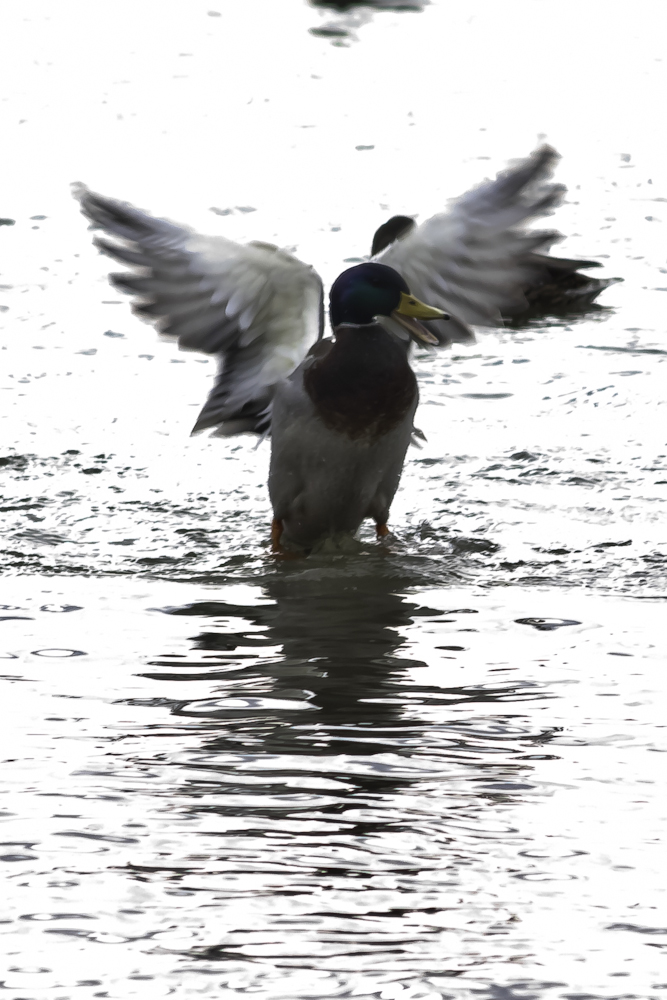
[270,518,302,559]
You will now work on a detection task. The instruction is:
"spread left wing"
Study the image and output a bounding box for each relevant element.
[74,186,323,435]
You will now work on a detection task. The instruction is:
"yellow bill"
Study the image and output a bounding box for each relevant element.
[392,291,449,345]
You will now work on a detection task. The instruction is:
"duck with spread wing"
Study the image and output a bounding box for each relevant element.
[74,146,614,552]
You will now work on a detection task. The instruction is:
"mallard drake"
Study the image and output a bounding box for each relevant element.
[74,145,579,551]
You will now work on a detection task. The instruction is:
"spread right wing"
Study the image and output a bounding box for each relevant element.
[374,146,564,344]
[74,186,323,436]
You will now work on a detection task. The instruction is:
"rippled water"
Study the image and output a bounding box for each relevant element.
[2,2,667,997]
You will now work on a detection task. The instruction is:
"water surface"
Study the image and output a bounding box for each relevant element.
[1,2,666,997]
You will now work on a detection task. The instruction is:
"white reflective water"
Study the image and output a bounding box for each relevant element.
[1,2,666,998]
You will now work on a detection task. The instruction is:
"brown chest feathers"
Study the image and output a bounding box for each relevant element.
[303,326,417,441]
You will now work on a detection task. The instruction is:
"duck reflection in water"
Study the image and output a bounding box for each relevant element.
[137,570,560,978]
[152,569,554,782]
[162,573,431,766]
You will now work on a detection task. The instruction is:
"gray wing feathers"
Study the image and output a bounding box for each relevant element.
[73,185,323,435]
[375,145,564,330]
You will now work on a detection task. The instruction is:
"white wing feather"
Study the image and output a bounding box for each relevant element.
[375,146,564,340]
[73,186,323,435]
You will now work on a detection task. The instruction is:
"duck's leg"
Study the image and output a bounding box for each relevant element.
[375,522,391,539]
[270,519,304,559]
[271,518,285,553]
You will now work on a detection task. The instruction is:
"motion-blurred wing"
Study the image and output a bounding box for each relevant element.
[374,145,564,343]
[74,186,323,435]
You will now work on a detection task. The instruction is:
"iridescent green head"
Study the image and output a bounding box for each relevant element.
[329,263,447,342]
